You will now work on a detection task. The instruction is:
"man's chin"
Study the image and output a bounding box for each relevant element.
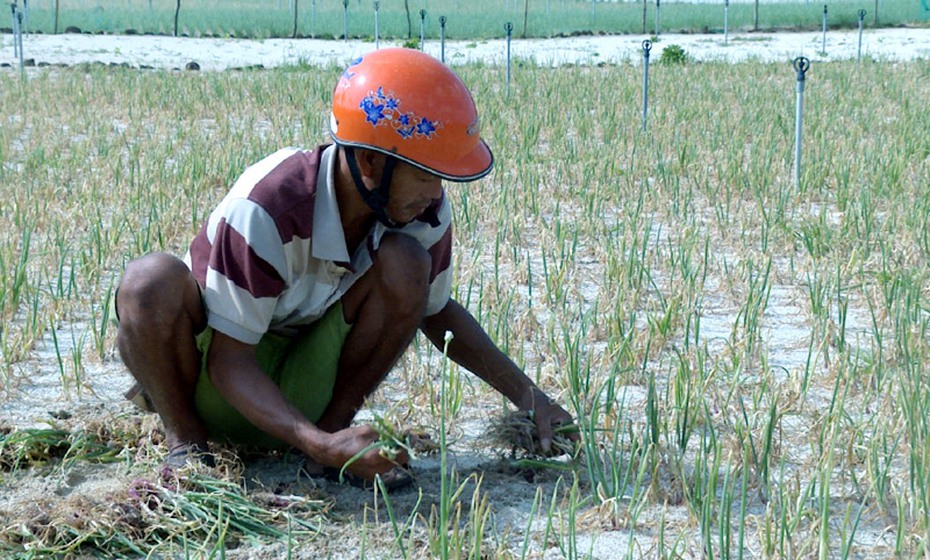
[384,214,413,229]
[385,210,420,227]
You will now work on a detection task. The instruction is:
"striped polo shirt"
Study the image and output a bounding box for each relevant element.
[185,144,453,345]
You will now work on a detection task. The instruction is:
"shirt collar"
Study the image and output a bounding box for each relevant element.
[311,145,351,264]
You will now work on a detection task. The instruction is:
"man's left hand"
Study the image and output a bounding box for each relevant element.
[522,387,578,454]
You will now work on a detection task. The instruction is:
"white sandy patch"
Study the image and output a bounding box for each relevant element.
[1,27,929,71]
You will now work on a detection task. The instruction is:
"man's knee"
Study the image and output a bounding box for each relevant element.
[375,234,431,309]
[342,235,432,323]
[117,253,203,330]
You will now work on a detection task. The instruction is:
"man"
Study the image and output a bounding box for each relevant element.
[116,48,574,486]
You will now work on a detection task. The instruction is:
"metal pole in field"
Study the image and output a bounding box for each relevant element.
[343,0,349,43]
[419,9,426,50]
[374,1,380,49]
[439,15,446,63]
[22,0,26,36]
[505,21,513,96]
[11,3,18,58]
[724,0,729,46]
[857,9,866,63]
[311,0,316,38]
[642,39,652,132]
[792,57,810,189]
[821,4,827,55]
[655,0,660,36]
[16,11,24,73]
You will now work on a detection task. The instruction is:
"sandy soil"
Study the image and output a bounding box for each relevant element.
[1,26,929,71]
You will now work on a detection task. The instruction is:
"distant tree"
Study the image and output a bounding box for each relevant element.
[292,0,299,38]
[405,0,412,38]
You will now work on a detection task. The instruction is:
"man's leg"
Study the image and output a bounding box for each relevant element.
[116,252,209,452]
[315,233,432,433]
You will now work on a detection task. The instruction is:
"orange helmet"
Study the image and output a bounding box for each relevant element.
[330,48,493,182]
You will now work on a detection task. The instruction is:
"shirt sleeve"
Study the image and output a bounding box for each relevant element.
[421,196,454,317]
[198,197,288,344]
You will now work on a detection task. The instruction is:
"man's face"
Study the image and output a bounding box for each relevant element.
[382,161,443,225]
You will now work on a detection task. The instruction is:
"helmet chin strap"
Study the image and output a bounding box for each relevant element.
[343,146,404,229]
[342,145,442,229]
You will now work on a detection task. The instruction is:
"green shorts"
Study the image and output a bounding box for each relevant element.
[193,302,352,448]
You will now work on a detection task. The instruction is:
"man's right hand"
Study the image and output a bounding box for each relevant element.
[322,425,409,481]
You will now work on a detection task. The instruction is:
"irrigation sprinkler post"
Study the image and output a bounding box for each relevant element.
[857,9,866,63]
[821,4,827,56]
[439,16,446,63]
[343,0,349,43]
[11,3,18,58]
[642,39,652,132]
[655,0,660,37]
[723,0,730,47]
[16,10,24,75]
[792,57,810,189]
[724,0,729,46]
[374,1,379,49]
[419,9,426,51]
[505,22,513,96]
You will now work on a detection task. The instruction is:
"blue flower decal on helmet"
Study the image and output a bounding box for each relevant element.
[338,56,364,87]
[360,97,386,125]
[358,87,442,140]
[416,119,437,137]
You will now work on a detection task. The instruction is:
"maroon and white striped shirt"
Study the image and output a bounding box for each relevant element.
[185,145,453,345]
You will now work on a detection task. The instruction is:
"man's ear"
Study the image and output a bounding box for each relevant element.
[354,149,386,180]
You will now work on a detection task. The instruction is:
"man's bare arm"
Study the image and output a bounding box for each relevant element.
[420,298,575,452]
[206,331,404,479]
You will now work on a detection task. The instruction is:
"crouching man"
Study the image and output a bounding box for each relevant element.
[116,48,574,487]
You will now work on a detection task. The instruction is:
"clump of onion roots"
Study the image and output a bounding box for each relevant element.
[487,410,578,458]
